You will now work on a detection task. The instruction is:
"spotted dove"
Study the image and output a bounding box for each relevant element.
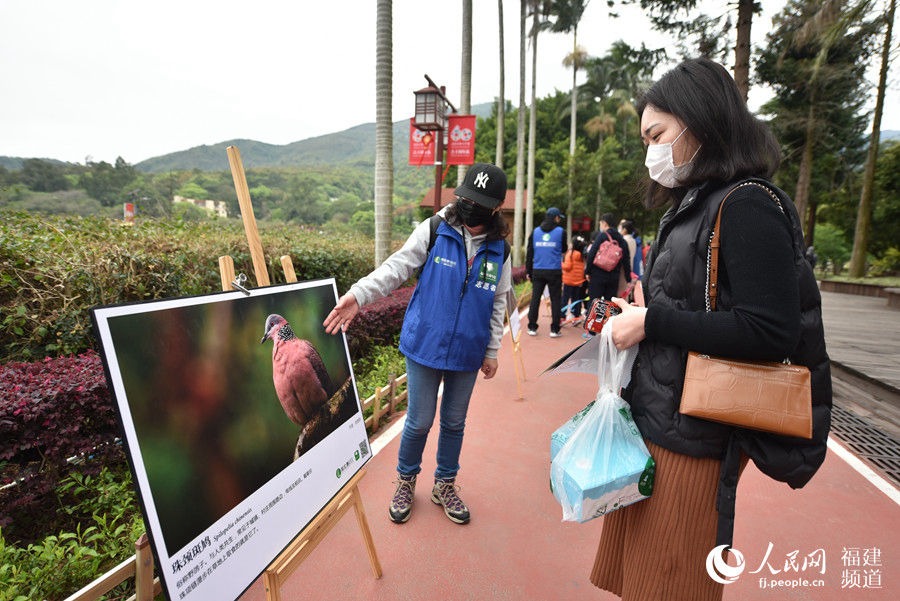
[260,314,335,427]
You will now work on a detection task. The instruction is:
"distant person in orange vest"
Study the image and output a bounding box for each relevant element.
[561,234,587,323]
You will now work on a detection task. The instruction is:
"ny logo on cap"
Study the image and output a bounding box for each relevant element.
[474,171,489,189]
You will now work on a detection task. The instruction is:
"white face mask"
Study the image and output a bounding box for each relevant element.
[644,128,698,188]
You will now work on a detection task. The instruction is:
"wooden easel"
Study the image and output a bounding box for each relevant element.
[506,289,526,399]
[222,146,382,600]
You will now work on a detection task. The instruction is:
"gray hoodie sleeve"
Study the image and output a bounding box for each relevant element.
[485,255,512,360]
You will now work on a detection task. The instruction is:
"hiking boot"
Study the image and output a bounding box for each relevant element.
[431,477,470,524]
[389,473,416,523]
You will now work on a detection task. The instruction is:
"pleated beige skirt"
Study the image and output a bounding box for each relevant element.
[590,441,739,601]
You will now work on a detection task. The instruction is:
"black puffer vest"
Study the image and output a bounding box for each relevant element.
[624,178,832,547]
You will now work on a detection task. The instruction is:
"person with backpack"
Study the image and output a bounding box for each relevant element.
[324,163,511,526]
[584,213,631,304]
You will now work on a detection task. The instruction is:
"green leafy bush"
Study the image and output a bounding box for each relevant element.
[0,211,375,362]
[353,341,407,402]
[868,247,900,277]
[812,223,851,275]
[0,467,145,601]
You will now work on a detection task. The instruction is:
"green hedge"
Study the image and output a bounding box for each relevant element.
[0,211,376,362]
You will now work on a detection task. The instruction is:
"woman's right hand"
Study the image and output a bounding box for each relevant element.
[323,293,360,335]
[609,297,646,350]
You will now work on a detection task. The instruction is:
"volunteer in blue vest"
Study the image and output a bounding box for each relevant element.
[324,163,511,526]
[525,207,567,337]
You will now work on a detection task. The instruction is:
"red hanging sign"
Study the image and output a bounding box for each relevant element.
[408,119,435,166]
[446,114,476,165]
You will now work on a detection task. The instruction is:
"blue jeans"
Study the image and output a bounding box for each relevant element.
[397,357,479,479]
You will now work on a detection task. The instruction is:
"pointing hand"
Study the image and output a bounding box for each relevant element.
[324,293,360,335]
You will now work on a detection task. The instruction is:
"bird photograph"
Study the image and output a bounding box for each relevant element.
[260,312,358,458]
[260,313,335,428]
[99,280,361,553]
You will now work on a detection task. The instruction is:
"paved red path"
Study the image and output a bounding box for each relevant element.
[239,308,899,601]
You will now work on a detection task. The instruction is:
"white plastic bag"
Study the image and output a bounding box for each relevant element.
[549,321,655,522]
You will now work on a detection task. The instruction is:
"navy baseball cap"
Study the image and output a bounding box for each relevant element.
[547,207,565,219]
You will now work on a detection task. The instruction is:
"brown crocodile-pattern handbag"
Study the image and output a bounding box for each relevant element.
[679,183,813,439]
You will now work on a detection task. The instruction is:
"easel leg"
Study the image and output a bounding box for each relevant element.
[512,341,526,399]
[263,469,380,601]
[352,485,383,578]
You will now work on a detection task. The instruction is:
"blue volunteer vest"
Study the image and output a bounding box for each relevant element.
[532,226,563,270]
[399,221,505,371]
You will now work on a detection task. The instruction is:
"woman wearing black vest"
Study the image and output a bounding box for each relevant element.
[588,58,831,601]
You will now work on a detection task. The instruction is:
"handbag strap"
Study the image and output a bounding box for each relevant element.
[706,182,785,312]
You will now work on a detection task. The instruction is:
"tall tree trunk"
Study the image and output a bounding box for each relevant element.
[793,102,816,246]
[496,0,506,170]
[733,0,754,101]
[374,0,393,266]
[513,0,527,266]
[458,0,473,186]
[850,0,895,277]
[566,26,578,245]
[526,7,539,241]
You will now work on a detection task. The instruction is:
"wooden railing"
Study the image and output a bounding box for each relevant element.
[63,534,160,601]
[361,373,408,434]
[62,372,408,601]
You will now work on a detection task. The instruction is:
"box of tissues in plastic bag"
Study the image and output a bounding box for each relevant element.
[550,391,655,523]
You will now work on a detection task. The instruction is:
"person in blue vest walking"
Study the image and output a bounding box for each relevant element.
[324,163,511,526]
[526,207,567,337]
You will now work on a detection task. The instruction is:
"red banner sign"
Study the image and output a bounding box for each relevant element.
[408,119,436,166]
[446,114,476,165]
[123,202,135,225]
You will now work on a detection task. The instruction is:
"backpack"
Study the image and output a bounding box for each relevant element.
[592,232,622,271]
[426,214,511,262]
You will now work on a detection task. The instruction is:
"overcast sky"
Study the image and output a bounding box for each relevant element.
[1,0,896,165]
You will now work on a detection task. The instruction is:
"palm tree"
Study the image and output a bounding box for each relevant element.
[562,45,588,241]
[526,1,548,241]
[458,0,473,186]
[549,0,590,242]
[584,111,615,225]
[849,0,895,276]
[496,0,506,170]
[374,0,393,266]
[513,0,528,266]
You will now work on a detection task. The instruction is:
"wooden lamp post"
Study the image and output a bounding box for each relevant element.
[414,75,456,214]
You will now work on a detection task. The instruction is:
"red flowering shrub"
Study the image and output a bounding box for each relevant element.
[511,265,527,284]
[345,286,414,359]
[0,351,123,529]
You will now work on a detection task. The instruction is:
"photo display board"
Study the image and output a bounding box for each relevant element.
[92,278,371,600]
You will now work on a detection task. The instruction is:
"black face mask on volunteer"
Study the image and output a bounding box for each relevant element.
[455,197,495,228]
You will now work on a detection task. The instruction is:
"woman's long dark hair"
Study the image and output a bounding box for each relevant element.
[636,57,782,208]
[445,203,510,242]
